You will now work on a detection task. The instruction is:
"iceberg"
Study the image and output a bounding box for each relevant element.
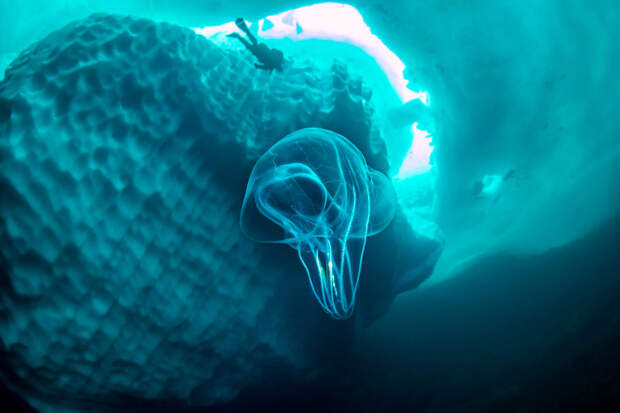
[0,13,441,411]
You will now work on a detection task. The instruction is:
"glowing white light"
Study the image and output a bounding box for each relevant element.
[193,21,252,37]
[194,4,424,103]
[194,3,434,175]
[418,91,430,106]
[257,3,426,104]
[395,123,434,179]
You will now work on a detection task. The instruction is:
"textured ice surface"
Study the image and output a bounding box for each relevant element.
[394,0,620,282]
[0,13,440,411]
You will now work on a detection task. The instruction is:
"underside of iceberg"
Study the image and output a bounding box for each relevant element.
[0,12,440,412]
[1,1,619,412]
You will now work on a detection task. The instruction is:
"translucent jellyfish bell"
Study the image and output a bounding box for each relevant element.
[240,128,396,319]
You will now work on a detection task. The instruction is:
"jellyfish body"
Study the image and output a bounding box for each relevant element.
[240,128,396,319]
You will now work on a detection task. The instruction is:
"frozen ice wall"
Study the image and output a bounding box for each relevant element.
[361,0,620,282]
[0,11,440,411]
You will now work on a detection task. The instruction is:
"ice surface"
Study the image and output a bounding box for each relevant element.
[0,13,440,411]
[5,2,617,290]
[366,0,620,283]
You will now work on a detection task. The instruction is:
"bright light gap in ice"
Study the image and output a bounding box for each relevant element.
[194,2,433,178]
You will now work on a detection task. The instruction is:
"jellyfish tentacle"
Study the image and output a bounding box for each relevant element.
[240,128,395,319]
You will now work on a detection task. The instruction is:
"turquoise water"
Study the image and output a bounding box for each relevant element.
[1,1,619,412]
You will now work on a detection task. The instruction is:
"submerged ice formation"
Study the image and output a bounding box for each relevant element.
[241,128,395,319]
[0,12,441,412]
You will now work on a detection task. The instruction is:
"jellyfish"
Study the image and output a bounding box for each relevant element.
[240,128,396,319]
